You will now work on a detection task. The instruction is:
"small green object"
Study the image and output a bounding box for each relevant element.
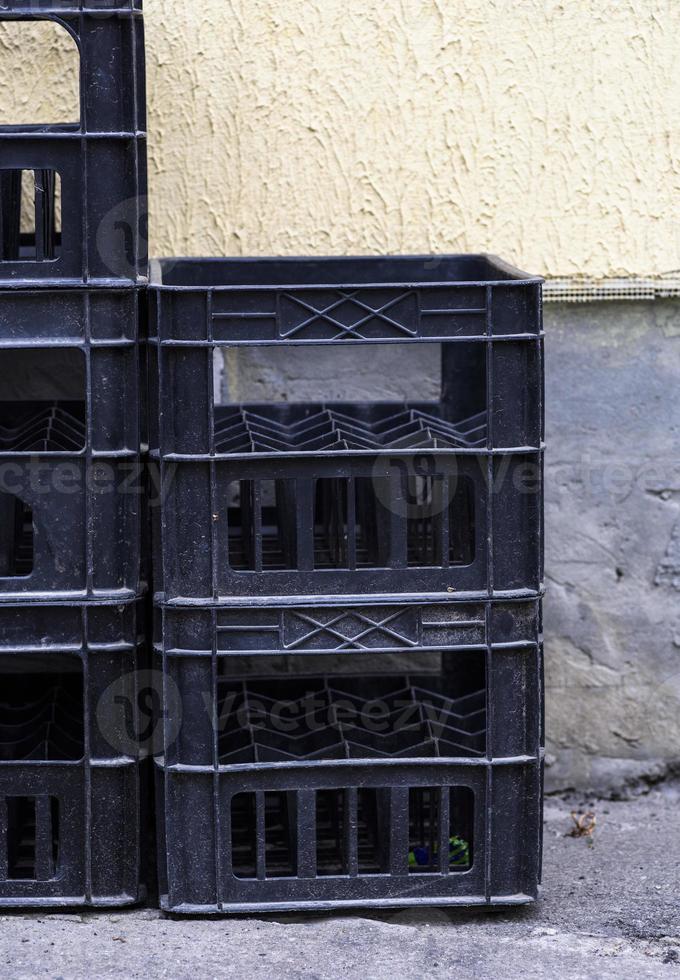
[408,835,470,869]
[448,835,470,868]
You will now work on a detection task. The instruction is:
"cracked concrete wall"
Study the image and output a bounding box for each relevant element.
[220,300,680,794]
[544,300,680,793]
[2,2,680,277]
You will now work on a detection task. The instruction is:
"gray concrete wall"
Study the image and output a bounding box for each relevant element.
[544,301,680,793]
[217,300,680,794]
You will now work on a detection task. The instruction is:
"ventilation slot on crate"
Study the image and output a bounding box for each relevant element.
[0,663,84,762]
[230,786,473,880]
[315,788,391,875]
[0,495,33,578]
[228,475,475,572]
[231,792,296,880]
[4,796,60,882]
[408,787,473,873]
[406,474,476,567]
[0,170,61,263]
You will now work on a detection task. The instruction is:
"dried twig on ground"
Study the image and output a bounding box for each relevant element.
[567,810,597,838]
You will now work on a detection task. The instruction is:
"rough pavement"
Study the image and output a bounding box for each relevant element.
[0,787,678,979]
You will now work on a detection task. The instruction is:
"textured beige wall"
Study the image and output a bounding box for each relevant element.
[1,1,679,277]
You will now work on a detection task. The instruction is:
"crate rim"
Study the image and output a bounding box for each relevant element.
[152,443,545,462]
[0,4,142,17]
[156,588,545,609]
[0,282,146,290]
[0,594,146,610]
[149,253,544,291]
[0,277,149,290]
[157,753,541,775]
[0,588,145,605]
[0,129,146,140]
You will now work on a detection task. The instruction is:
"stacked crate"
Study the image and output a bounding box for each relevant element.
[150,254,544,913]
[0,1,147,906]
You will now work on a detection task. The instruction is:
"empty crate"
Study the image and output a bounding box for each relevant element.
[149,255,543,601]
[154,597,543,912]
[150,252,545,912]
[0,1,147,283]
[0,599,146,906]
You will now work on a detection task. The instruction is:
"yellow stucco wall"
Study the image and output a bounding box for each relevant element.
[2,1,679,278]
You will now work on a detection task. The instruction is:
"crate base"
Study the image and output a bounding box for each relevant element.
[160,892,537,916]
[157,758,543,913]
[0,891,145,910]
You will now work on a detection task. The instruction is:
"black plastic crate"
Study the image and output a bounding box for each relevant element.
[0,300,145,598]
[158,761,542,913]
[155,597,543,912]
[0,598,146,906]
[0,1,147,284]
[149,254,543,602]
[0,282,143,343]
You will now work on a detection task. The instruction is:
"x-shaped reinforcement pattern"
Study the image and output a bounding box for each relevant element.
[284,609,418,651]
[280,290,418,340]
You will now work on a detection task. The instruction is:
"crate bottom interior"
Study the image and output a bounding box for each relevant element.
[215,402,486,454]
[0,399,87,577]
[0,656,84,762]
[0,401,85,453]
[166,649,487,764]
[215,670,486,763]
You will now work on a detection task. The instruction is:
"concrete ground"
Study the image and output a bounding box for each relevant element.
[0,787,678,979]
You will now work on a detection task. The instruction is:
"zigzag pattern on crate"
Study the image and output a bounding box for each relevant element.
[216,675,487,763]
[0,402,85,453]
[214,403,487,455]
